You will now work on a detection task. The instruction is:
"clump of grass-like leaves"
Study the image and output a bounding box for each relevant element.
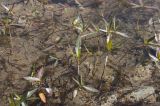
[9,67,53,106]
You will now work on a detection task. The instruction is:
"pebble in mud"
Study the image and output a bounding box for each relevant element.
[100,86,156,106]
[124,64,154,86]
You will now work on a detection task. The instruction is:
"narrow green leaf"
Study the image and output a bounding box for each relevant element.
[1,3,10,11]
[14,94,21,100]
[149,53,159,62]
[72,77,80,86]
[75,48,81,59]
[80,74,84,86]
[144,39,149,45]
[73,15,84,32]
[106,39,112,51]
[99,28,107,33]
[147,36,155,43]
[9,95,21,106]
[73,16,80,26]
[9,97,16,106]
[114,31,129,38]
[157,52,160,60]
[82,85,99,93]
[26,88,38,98]
[21,102,27,106]
[75,36,81,59]
[76,36,81,49]
[91,23,99,32]
[156,48,160,60]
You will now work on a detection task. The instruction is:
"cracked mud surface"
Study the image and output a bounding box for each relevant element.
[0,0,160,106]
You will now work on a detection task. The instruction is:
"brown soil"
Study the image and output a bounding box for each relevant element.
[0,0,160,106]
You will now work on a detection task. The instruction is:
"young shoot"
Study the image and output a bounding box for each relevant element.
[75,36,82,75]
[73,15,84,33]
[99,17,129,51]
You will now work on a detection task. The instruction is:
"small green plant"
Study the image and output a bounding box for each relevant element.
[9,67,53,105]
[0,16,12,36]
[72,15,100,94]
[0,3,15,36]
[75,36,82,75]
[99,17,129,51]
[144,18,160,68]
[146,35,160,68]
[73,15,85,33]
[9,89,38,106]
[73,15,85,75]
[73,15,100,38]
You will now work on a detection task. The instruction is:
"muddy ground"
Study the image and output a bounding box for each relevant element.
[0,0,160,106]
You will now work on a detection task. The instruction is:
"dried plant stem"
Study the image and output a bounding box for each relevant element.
[77,59,80,75]
[9,27,13,52]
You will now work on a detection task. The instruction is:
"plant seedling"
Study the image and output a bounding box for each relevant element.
[23,67,53,104]
[99,17,129,51]
[144,26,160,69]
[75,36,82,75]
[73,15,86,33]
[9,89,38,106]
[0,3,15,35]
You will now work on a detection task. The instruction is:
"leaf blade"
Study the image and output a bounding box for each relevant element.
[114,31,129,38]
[23,77,40,82]
[26,88,38,98]
[83,85,99,93]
